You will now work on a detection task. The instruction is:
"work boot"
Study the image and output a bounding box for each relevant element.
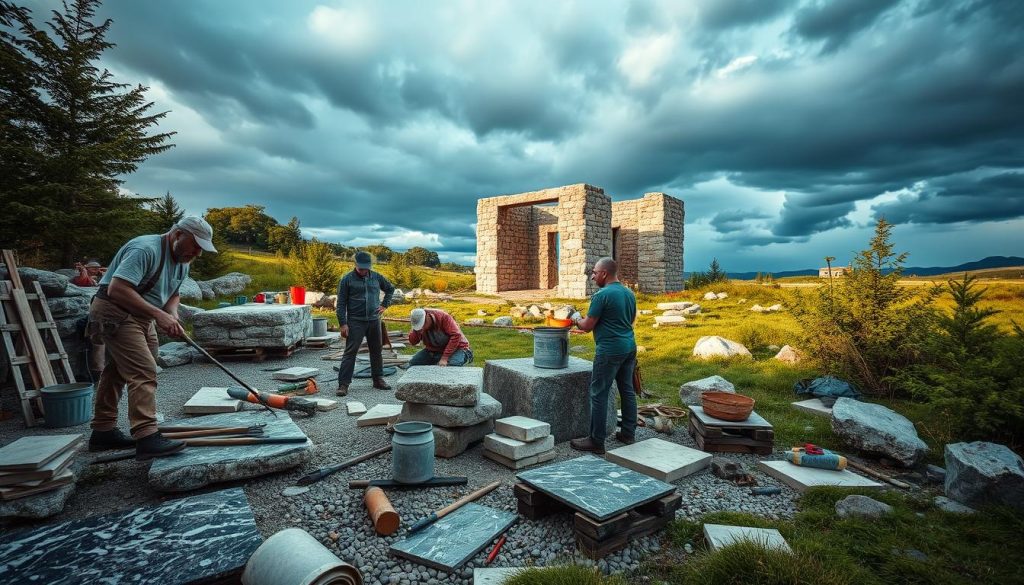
[134,432,186,461]
[570,437,606,455]
[372,378,392,391]
[336,383,349,397]
[614,432,636,445]
[88,428,136,452]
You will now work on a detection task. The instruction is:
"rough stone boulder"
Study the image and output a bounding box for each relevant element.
[466,318,485,325]
[835,495,893,518]
[54,268,78,279]
[711,457,746,481]
[679,375,735,405]
[682,304,702,315]
[493,316,514,327]
[656,302,693,311]
[509,306,527,318]
[192,304,312,348]
[205,272,252,297]
[178,304,205,323]
[703,292,718,300]
[313,295,336,310]
[768,304,783,312]
[395,366,483,406]
[178,278,203,301]
[831,398,928,466]
[433,420,493,458]
[390,290,407,304]
[751,304,765,312]
[46,295,91,319]
[0,267,69,297]
[692,336,752,359]
[157,342,202,368]
[716,292,729,299]
[304,291,326,305]
[399,392,501,428]
[774,345,801,364]
[197,279,215,300]
[944,441,1024,510]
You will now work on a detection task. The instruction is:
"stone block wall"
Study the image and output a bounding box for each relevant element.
[638,193,685,293]
[611,200,640,285]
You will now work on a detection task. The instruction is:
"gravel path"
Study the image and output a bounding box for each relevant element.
[0,344,800,584]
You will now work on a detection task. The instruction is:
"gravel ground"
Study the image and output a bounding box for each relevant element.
[0,344,800,584]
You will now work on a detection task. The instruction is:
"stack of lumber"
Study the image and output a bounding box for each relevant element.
[0,434,82,500]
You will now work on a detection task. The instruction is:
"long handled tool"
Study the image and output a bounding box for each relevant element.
[158,423,268,433]
[162,426,265,439]
[295,444,392,486]
[227,387,317,415]
[91,436,308,464]
[181,332,276,417]
[407,480,502,533]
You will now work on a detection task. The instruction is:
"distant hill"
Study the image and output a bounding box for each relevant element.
[725,256,1024,280]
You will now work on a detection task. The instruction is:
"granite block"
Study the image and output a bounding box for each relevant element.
[400,392,501,427]
[484,434,555,460]
[483,449,556,470]
[395,366,484,406]
[494,416,550,442]
[357,403,403,426]
[605,438,712,482]
[193,303,311,348]
[390,502,517,571]
[434,420,494,458]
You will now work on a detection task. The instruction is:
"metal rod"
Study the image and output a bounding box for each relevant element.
[180,332,276,417]
[295,444,393,486]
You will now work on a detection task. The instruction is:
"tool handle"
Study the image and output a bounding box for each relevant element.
[162,426,254,439]
[295,444,393,486]
[184,437,307,446]
[485,534,506,565]
[847,460,912,489]
[407,513,438,534]
[436,480,502,518]
[181,333,276,417]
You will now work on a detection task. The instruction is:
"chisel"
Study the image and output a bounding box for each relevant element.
[407,480,501,533]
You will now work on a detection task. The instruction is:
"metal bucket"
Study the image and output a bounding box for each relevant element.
[533,326,569,369]
[391,421,435,484]
[311,317,328,337]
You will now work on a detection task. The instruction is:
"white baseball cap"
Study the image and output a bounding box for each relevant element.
[410,308,426,331]
[176,216,217,253]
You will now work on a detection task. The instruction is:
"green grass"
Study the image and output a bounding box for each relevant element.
[504,565,627,585]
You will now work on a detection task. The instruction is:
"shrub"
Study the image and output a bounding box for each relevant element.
[381,254,423,290]
[671,540,857,585]
[504,565,626,585]
[431,278,448,292]
[288,239,340,293]
[687,258,729,290]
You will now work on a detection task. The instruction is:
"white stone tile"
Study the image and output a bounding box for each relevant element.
[474,567,524,584]
[346,401,367,416]
[703,524,791,552]
[356,404,403,427]
[494,416,550,442]
[605,438,711,482]
[311,398,338,411]
[271,367,320,381]
[0,435,81,471]
[757,460,883,492]
[791,398,832,418]
[183,387,242,415]
[484,434,555,460]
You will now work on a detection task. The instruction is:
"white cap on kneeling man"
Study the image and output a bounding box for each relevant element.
[410,308,427,331]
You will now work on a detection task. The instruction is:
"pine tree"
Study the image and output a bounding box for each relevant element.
[148,191,184,231]
[707,258,727,283]
[1,0,175,266]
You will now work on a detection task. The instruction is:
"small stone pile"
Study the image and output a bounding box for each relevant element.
[483,416,555,470]
[394,366,497,457]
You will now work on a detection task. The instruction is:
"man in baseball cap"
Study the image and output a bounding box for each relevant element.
[334,251,397,395]
[407,307,473,367]
[175,216,218,253]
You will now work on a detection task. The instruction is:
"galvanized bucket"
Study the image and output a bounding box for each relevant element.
[533,326,569,369]
[311,317,328,337]
[391,421,435,483]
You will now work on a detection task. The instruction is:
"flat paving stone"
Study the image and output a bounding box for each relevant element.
[517,455,676,521]
[484,434,555,460]
[474,567,525,584]
[271,366,320,381]
[689,405,773,429]
[757,460,883,492]
[356,403,403,426]
[310,398,338,411]
[703,523,791,552]
[605,437,712,482]
[390,502,517,571]
[346,401,368,415]
[483,449,555,470]
[792,398,832,417]
[494,416,550,442]
[0,435,81,471]
[183,386,242,414]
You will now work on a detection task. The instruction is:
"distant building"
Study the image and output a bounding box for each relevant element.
[819,266,849,278]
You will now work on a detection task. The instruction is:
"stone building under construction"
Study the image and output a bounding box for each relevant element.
[475,184,684,298]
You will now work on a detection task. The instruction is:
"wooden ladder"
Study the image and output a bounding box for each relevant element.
[0,250,76,426]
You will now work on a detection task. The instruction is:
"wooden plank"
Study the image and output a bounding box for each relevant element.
[516,497,566,520]
[32,281,75,383]
[10,287,57,387]
[2,250,24,289]
[0,282,40,426]
[636,492,682,517]
[573,511,631,541]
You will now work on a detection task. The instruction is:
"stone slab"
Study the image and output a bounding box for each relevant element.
[347,401,368,415]
[0,435,81,472]
[193,303,312,348]
[0,487,262,584]
[435,420,494,458]
[390,502,517,572]
[311,398,338,411]
[757,460,883,493]
[0,480,76,520]
[183,386,242,414]
[0,468,74,500]
[792,398,832,417]
[484,357,615,443]
[484,434,555,460]
[395,366,484,406]
[149,411,311,492]
[271,367,320,381]
[474,567,525,584]
[0,447,77,486]
[703,524,791,553]
[689,405,773,429]
[356,403,403,426]
[400,392,502,428]
[483,449,556,470]
[517,455,676,521]
[605,438,712,482]
[494,416,550,442]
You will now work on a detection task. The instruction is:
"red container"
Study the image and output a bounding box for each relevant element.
[289,286,306,304]
[253,292,265,303]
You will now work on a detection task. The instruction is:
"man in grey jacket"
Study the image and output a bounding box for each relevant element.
[335,251,396,395]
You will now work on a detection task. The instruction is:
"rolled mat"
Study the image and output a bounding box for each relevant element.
[242,528,362,585]
[785,448,847,471]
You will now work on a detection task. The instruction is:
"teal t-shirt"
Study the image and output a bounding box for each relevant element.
[587,282,637,355]
[99,234,189,309]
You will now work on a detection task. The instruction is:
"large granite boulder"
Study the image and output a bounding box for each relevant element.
[679,375,735,406]
[192,304,312,348]
[205,272,251,297]
[433,420,494,458]
[178,278,203,301]
[157,342,202,368]
[197,279,215,300]
[400,392,501,427]
[312,295,336,310]
[831,398,928,466]
[484,357,615,442]
[178,304,205,323]
[692,336,752,359]
[62,283,98,298]
[944,441,1024,510]
[46,295,91,319]
[149,411,311,492]
[395,366,483,407]
[0,267,68,297]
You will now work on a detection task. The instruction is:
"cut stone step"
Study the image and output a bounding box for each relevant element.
[483,448,556,470]
[605,437,711,482]
[494,416,550,442]
[484,434,555,460]
[703,523,791,552]
[356,404,404,427]
[346,401,368,416]
[271,367,320,381]
[757,460,883,492]
[791,398,832,418]
[183,387,242,415]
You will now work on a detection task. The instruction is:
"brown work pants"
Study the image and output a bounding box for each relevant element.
[87,297,160,439]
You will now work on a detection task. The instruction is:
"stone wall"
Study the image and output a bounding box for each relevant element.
[535,207,559,290]
[611,200,640,285]
[636,193,684,293]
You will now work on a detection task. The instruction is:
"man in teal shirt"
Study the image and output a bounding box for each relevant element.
[570,257,638,454]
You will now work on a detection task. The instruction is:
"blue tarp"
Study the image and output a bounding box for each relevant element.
[793,376,862,405]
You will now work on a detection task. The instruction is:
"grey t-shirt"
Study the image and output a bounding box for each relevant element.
[99,234,189,309]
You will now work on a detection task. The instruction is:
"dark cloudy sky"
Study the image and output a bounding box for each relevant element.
[49,0,1024,271]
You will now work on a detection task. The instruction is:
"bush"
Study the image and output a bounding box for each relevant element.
[687,258,729,290]
[381,255,423,290]
[288,239,340,293]
[431,278,448,292]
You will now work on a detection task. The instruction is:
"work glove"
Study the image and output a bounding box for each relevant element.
[570,311,582,324]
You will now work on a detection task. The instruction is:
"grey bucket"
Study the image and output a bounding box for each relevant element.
[311,317,328,337]
[534,326,570,369]
[391,421,435,483]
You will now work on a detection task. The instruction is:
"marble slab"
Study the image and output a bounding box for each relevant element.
[474,567,525,584]
[483,448,555,470]
[183,386,242,414]
[494,416,550,442]
[689,405,772,429]
[605,438,712,482]
[792,398,832,417]
[484,434,555,460]
[390,502,517,571]
[357,403,403,427]
[347,401,368,415]
[272,366,320,381]
[149,411,312,492]
[0,487,263,584]
[0,435,81,471]
[757,460,883,492]
[703,523,791,552]
[516,455,676,521]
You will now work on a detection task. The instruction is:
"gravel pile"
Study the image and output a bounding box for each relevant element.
[0,344,800,584]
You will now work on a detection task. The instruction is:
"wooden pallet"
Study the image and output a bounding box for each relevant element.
[205,341,301,362]
[688,416,774,455]
[513,482,681,559]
